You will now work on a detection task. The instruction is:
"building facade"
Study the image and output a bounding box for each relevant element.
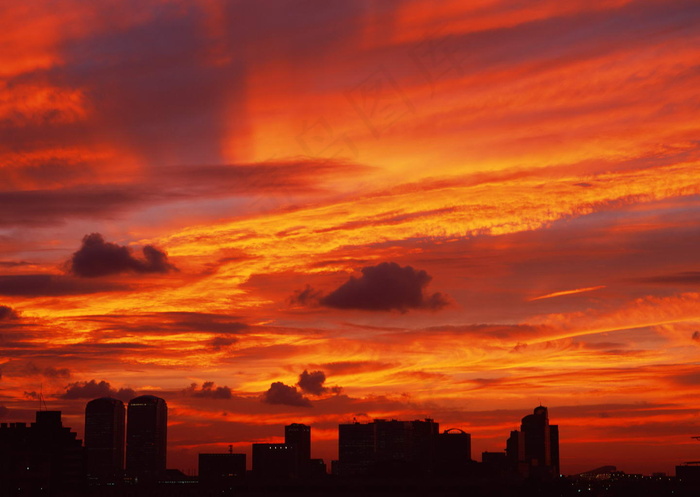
[126,395,167,481]
[506,405,559,479]
[337,418,441,477]
[85,397,125,482]
[436,428,472,475]
[0,411,84,495]
[285,423,311,476]
[199,452,246,488]
[252,443,296,479]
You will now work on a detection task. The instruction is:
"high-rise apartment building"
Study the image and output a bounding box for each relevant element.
[85,397,125,482]
[285,423,311,475]
[506,405,559,479]
[337,418,440,477]
[126,395,167,481]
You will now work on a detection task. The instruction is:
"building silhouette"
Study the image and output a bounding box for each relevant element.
[0,411,84,495]
[506,405,559,479]
[676,463,700,483]
[85,397,125,483]
[252,443,296,479]
[198,452,246,488]
[337,420,374,476]
[9,398,700,494]
[126,395,167,482]
[337,418,439,477]
[482,450,510,477]
[285,423,311,476]
[436,428,472,476]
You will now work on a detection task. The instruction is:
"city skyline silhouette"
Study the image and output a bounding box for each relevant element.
[2,399,699,496]
[3,394,699,478]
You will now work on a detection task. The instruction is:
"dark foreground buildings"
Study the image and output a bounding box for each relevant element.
[198,452,246,489]
[126,395,167,482]
[252,443,297,479]
[0,411,84,496]
[4,401,700,496]
[336,418,444,477]
[436,428,472,476]
[285,422,311,475]
[506,405,560,479]
[85,397,125,483]
[250,423,328,480]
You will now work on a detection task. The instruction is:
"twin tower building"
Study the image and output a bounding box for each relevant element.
[85,395,167,483]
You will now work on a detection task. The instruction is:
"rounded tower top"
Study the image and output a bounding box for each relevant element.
[128,395,166,406]
[534,405,548,416]
[443,428,468,434]
[87,397,125,407]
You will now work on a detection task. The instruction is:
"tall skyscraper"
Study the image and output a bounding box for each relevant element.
[126,395,167,481]
[285,423,311,476]
[85,397,125,482]
[506,405,559,479]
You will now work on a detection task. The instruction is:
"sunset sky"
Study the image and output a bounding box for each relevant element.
[2,0,700,475]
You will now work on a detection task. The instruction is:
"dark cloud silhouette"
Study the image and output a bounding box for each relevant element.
[261,382,311,407]
[511,342,528,353]
[0,305,18,320]
[0,160,368,228]
[289,285,324,307]
[0,188,146,227]
[297,369,342,396]
[692,331,700,342]
[209,336,238,350]
[183,382,232,399]
[298,370,327,395]
[311,361,396,375]
[74,312,248,336]
[320,262,449,312]
[154,312,248,334]
[69,233,176,277]
[0,274,129,296]
[62,380,135,401]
